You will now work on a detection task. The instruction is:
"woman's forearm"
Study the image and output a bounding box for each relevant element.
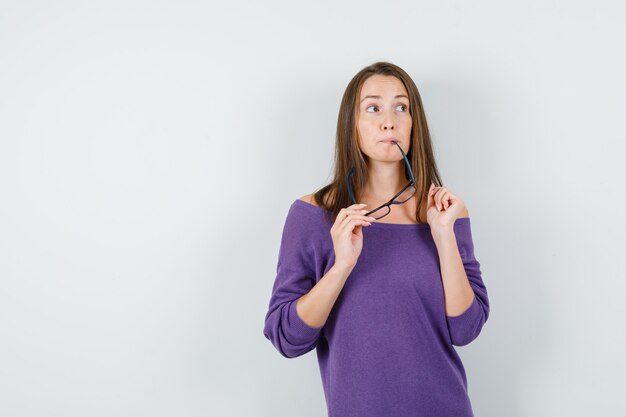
[432,226,475,317]
[295,263,353,328]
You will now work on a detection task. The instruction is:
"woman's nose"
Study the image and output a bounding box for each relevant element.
[381,112,395,130]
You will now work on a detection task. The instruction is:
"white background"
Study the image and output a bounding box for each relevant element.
[1,1,624,416]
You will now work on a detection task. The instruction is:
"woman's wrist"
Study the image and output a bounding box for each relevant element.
[331,262,354,279]
[431,225,455,246]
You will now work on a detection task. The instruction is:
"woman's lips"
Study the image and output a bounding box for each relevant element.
[381,139,397,144]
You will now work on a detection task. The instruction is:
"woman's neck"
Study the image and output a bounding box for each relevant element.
[362,160,405,202]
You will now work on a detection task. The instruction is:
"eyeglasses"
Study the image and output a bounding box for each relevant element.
[347,142,417,220]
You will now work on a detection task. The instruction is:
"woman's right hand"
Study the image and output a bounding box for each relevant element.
[330,203,377,271]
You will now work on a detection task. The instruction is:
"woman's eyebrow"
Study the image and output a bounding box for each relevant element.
[360,94,409,102]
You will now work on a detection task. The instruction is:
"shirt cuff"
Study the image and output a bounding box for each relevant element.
[445,294,481,326]
[286,299,324,343]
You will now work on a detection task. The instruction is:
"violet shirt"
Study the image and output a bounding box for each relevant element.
[263,199,490,417]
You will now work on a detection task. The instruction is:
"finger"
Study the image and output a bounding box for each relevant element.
[336,207,363,226]
[435,187,447,210]
[436,189,446,210]
[339,204,367,218]
[348,203,368,214]
[442,191,450,210]
[353,223,363,238]
[442,194,449,210]
[427,188,436,209]
[340,214,376,230]
[331,209,347,233]
[339,217,372,234]
[340,220,371,237]
[431,187,441,209]
[345,204,369,218]
[442,191,454,210]
[443,190,455,208]
[431,187,442,205]
[339,209,370,228]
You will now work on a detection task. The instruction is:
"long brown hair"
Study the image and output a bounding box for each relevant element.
[312,61,444,224]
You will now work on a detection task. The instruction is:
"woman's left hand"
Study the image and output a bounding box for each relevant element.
[426,183,466,230]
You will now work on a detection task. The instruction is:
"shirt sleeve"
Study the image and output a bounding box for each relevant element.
[445,218,490,347]
[263,203,324,358]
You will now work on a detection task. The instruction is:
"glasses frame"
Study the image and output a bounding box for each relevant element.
[347,141,417,220]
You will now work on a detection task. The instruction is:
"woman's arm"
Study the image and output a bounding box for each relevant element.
[431,218,476,317]
[430,206,490,346]
[295,263,353,328]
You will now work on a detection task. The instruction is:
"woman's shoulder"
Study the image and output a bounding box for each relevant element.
[281,194,333,251]
[298,193,319,206]
[294,193,330,218]
[298,188,337,208]
[290,192,335,232]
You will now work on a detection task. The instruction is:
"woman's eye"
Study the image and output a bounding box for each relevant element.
[365,104,408,113]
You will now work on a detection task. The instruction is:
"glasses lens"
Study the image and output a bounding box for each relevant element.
[367,205,391,220]
[392,184,417,204]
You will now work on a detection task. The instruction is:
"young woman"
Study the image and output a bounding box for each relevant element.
[263,61,490,417]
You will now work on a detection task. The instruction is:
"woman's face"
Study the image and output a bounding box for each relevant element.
[356,74,412,162]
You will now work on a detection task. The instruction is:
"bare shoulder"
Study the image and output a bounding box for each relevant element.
[298,193,319,207]
[459,205,470,218]
[299,188,336,208]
